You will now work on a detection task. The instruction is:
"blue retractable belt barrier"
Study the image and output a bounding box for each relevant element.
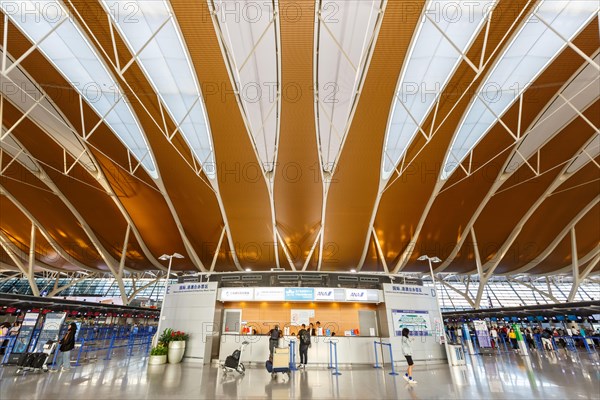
[373,341,399,376]
[327,339,341,376]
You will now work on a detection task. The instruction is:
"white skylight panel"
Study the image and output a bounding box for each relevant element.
[0,0,157,178]
[213,0,278,171]
[382,0,496,180]
[442,0,599,180]
[317,0,382,172]
[102,0,216,178]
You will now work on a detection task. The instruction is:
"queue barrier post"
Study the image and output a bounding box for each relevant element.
[373,341,382,369]
[127,331,135,356]
[288,340,298,371]
[328,341,333,369]
[52,342,60,366]
[329,340,341,376]
[373,341,399,376]
[74,338,85,366]
[386,344,399,376]
[105,330,117,360]
[145,331,152,354]
[579,336,592,353]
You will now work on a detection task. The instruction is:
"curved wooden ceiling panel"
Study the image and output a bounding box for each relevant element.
[498,160,600,274]
[526,204,599,275]
[0,197,66,270]
[170,0,274,269]
[0,164,105,269]
[274,0,322,269]
[322,0,426,270]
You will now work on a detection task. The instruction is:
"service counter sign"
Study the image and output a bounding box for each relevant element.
[314,288,335,301]
[345,289,368,301]
[168,282,217,294]
[387,284,432,296]
[255,287,285,301]
[220,287,254,301]
[392,309,432,337]
[284,288,314,301]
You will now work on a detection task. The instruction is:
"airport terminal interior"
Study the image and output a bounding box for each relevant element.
[0,0,599,399]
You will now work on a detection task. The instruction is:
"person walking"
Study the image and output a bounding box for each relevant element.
[508,328,518,350]
[50,322,77,372]
[297,324,311,369]
[401,328,417,384]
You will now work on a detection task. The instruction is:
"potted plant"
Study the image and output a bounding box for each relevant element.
[148,344,167,365]
[159,328,190,364]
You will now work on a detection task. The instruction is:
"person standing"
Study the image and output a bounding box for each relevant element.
[401,328,417,384]
[0,322,10,356]
[50,322,77,372]
[268,325,280,358]
[297,324,310,369]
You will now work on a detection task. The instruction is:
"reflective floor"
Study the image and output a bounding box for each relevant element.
[1,350,599,399]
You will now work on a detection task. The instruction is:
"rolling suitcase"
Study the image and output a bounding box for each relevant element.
[31,353,48,370]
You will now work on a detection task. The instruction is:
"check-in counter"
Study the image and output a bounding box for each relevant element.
[219,335,380,365]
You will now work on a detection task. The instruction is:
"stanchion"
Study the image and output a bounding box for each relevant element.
[288,340,298,371]
[373,341,399,376]
[328,341,333,369]
[329,339,342,375]
[373,341,382,369]
[127,331,135,356]
[74,338,85,366]
[105,331,117,360]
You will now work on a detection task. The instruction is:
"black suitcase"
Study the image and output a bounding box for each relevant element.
[17,353,36,368]
[31,353,48,369]
[225,355,238,369]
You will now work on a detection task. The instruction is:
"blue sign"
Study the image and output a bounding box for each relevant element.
[284,288,314,301]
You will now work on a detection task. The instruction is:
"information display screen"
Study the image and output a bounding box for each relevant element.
[10,312,39,356]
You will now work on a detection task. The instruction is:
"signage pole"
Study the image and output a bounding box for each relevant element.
[155,256,174,345]
[427,258,451,362]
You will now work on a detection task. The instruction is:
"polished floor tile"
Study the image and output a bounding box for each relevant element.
[1,349,599,399]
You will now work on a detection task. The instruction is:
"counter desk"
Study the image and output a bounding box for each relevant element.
[219,334,382,365]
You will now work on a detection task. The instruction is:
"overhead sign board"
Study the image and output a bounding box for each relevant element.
[255,287,285,301]
[220,288,254,301]
[345,289,368,301]
[314,288,335,301]
[284,288,314,301]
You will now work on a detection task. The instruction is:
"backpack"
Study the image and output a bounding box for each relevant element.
[300,330,310,345]
[232,349,241,360]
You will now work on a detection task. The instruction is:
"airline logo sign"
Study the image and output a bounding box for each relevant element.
[220,288,254,301]
[345,289,368,301]
[315,289,335,301]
